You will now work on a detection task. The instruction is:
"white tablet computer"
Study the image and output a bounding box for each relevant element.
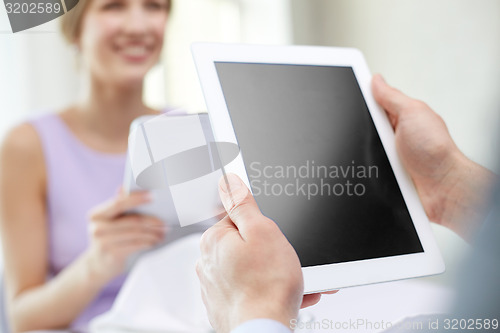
[122,112,225,236]
[191,43,445,293]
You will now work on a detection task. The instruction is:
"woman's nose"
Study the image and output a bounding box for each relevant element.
[123,6,149,35]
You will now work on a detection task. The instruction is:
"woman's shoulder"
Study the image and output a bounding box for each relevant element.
[0,122,45,193]
[1,122,43,162]
[0,121,46,185]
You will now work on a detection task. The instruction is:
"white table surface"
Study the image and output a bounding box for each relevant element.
[295,279,454,333]
[26,279,453,333]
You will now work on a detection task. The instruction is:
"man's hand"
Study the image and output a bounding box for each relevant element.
[197,174,304,333]
[372,74,497,241]
[195,76,497,333]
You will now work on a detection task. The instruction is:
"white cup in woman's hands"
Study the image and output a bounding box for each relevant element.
[84,190,166,288]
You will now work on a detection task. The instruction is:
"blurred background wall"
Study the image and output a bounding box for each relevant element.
[1,0,499,280]
[2,0,498,168]
[292,0,500,171]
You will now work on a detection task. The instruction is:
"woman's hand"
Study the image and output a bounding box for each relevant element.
[84,190,166,288]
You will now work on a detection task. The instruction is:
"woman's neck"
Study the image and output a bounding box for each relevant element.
[76,77,156,142]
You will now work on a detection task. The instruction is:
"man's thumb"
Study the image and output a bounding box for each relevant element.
[372,74,411,121]
[218,173,262,233]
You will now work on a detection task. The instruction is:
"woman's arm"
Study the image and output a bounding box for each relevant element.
[0,124,103,332]
[0,123,166,332]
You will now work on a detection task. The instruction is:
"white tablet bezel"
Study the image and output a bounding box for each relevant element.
[191,43,445,293]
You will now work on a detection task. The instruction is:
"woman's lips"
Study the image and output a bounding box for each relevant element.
[118,45,153,62]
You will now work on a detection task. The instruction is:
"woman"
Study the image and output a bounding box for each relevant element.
[0,0,174,331]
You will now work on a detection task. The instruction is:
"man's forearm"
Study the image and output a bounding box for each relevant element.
[439,155,498,242]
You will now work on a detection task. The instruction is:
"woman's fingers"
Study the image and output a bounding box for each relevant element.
[95,220,165,245]
[108,231,163,247]
[90,215,165,237]
[112,240,161,259]
[95,229,164,259]
[90,191,152,220]
[85,193,166,284]
[90,214,166,257]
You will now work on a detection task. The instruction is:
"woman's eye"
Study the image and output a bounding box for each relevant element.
[145,1,166,10]
[103,2,124,10]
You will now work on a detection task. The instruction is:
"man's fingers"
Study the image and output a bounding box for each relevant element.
[200,215,236,253]
[301,294,322,309]
[218,174,263,237]
[300,290,339,309]
[372,74,413,125]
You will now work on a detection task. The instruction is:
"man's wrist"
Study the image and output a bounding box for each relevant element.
[231,301,297,332]
[231,319,292,333]
[438,153,498,242]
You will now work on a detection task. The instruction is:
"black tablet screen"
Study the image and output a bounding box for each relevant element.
[214,62,424,267]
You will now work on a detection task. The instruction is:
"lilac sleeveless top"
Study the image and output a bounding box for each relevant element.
[29,110,183,329]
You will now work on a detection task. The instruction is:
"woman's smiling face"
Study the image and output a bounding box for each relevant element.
[78,0,169,87]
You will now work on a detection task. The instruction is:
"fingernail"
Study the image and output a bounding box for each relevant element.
[219,174,242,194]
[218,174,247,210]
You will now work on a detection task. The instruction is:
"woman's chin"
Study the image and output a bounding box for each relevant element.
[111,73,148,88]
[93,63,156,88]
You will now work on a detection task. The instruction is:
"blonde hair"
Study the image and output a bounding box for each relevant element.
[60,0,173,44]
